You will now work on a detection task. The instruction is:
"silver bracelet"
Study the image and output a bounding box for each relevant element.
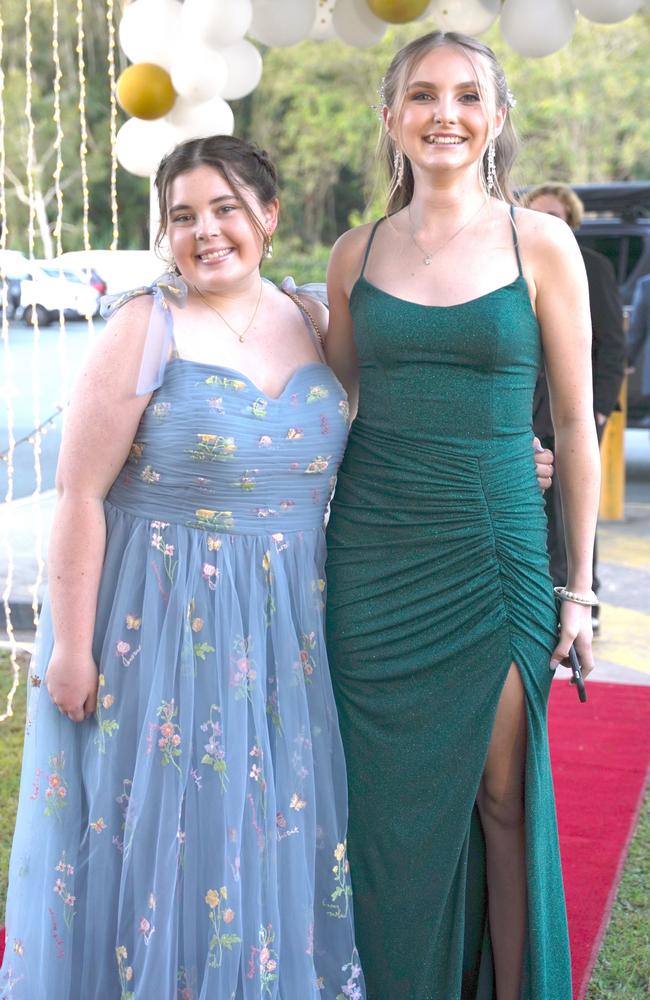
[553,586,599,607]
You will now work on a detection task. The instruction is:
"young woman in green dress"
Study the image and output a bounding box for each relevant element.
[324,31,599,1000]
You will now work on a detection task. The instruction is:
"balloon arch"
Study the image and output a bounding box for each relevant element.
[115,0,646,177]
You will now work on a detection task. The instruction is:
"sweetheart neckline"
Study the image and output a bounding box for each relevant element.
[168,358,336,403]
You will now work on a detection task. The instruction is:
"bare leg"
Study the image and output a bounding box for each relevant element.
[476,663,528,1000]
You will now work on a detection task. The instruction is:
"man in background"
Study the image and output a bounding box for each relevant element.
[525,183,625,636]
[626,273,650,426]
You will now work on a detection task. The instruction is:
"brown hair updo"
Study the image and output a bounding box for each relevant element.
[154,135,279,255]
[379,31,519,214]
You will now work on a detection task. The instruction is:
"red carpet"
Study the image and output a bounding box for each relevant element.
[1,680,649,995]
[549,679,650,1000]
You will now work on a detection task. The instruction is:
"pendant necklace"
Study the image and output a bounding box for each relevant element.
[408,201,486,266]
[193,280,264,343]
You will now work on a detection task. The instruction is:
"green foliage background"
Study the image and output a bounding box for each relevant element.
[1,3,649,270]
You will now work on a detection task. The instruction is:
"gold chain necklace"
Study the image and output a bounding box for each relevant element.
[193,280,264,343]
[408,201,486,266]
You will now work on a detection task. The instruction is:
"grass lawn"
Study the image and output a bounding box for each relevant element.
[0,648,28,919]
[0,650,648,994]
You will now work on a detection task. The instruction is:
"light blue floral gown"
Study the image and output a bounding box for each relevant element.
[0,277,364,1000]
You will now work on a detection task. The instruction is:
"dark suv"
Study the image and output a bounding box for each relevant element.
[573,182,650,306]
[573,183,650,427]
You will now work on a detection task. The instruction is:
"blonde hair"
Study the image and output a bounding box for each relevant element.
[379,31,519,214]
[523,183,584,231]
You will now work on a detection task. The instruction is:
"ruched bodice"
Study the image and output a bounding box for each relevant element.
[326,214,572,1000]
[107,359,349,535]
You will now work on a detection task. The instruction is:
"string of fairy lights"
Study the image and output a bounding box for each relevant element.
[24,0,46,647]
[0,5,20,725]
[105,0,120,252]
[0,1,121,722]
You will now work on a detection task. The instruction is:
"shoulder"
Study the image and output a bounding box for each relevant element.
[293,291,329,337]
[513,204,584,285]
[513,203,577,254]
[328,220,383,296]
[106,291,154,326]
[330,221,381,268]
[98,293,154,357]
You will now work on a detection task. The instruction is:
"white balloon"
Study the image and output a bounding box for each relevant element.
[500,0,576,57]
[576,0,642,22]
[249,0,317,46]
[115,117,177,177]
[218,41,264,100]
[118,0,183,71]
[182,0,253,48]
[428,0,500,34]
[332,0,387,47]
[310,0,337,39]
[167,95,235,141]
[171,43,228,102]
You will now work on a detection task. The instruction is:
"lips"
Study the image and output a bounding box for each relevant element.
[423,134,466,145]
[196,247,233,262]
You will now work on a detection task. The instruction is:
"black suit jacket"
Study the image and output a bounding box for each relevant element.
[533,246,625,440]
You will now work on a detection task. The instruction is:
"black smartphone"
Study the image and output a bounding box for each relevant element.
[568,645,587,703]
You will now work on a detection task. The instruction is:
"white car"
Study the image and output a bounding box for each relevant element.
[19,262,100,325]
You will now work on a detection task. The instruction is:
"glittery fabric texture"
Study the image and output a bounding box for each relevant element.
[326,215,572,1000]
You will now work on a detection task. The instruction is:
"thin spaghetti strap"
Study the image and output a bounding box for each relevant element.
[359,218,385,280]
[509,204,523,277]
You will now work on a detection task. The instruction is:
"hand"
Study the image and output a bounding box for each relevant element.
[550,599,595,678]
[533,436,554,492]
[46,648,99,722]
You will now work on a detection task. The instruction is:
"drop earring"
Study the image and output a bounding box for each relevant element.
[485,138,496,195]
[263,232,274,259]
[393,147,404,188]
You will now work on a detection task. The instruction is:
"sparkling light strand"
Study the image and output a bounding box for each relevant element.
[25,0,46,630]
[51,0,64,259]
[51,0,71,433]
[0,9,21,722]
[105,0,119,250]
[76,0,92,256]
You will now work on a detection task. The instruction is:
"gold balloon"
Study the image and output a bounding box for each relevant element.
[116,63,176,121]
[367,0,430,23]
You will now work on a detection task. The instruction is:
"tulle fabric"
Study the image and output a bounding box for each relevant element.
[1,282,363,1000]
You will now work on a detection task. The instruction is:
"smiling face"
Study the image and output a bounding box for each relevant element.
[166,164,278,292]
[386,44,505,184]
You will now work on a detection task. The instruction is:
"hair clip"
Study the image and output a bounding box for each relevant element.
[506,89,516,108]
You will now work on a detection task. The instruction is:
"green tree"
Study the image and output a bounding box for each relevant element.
[1,0,147,255]
[1,4,648,260]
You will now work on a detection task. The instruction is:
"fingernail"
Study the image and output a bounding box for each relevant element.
[550,659,560,670]
[534,442,544,453]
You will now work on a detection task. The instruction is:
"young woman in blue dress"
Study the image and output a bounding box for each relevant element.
[1,136,364,1000]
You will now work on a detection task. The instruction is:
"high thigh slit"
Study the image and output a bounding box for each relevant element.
[325,209,572,999]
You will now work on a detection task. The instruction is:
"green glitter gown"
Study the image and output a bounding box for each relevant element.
[325,209,572,1000]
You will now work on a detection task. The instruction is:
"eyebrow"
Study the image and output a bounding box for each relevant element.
[169,195,240,213]
[406,80,478,91]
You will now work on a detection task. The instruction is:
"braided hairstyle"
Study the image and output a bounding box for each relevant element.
[379,31,519,214]
[155,135,279,255]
